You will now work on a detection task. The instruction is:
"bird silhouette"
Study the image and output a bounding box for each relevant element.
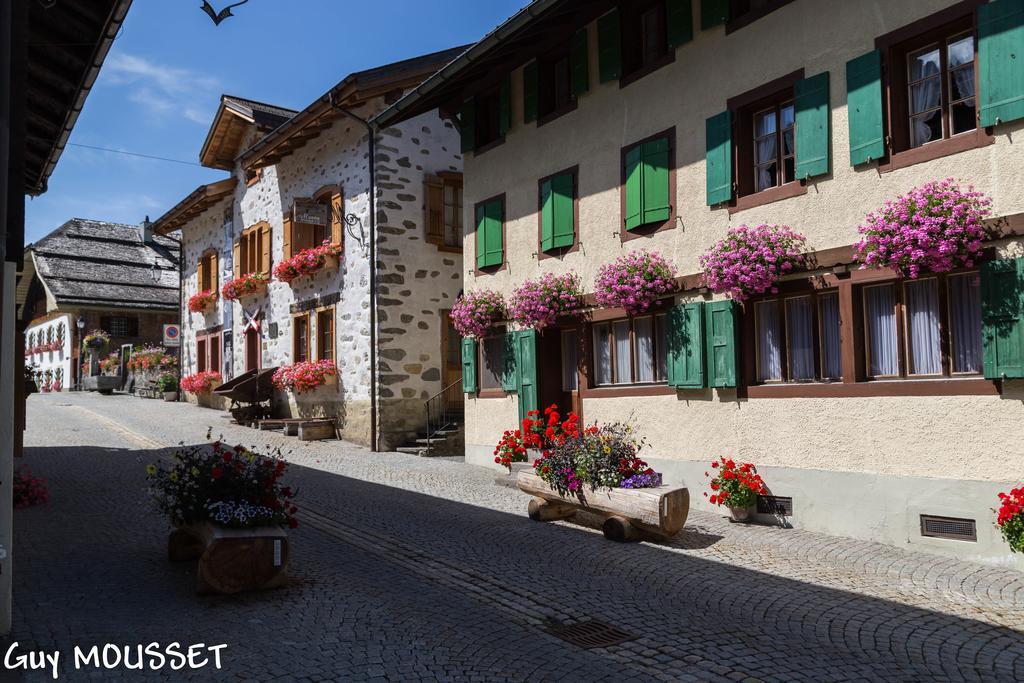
[200,0,249,26]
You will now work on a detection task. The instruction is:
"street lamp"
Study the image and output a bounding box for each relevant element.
[76,317,85,391]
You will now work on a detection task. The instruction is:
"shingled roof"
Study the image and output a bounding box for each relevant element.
[200,94,299,170]
[28,218,180,311]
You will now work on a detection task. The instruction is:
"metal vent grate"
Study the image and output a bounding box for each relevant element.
[920,514,977,542]
[548,620,636,649]
[757,495,793,516]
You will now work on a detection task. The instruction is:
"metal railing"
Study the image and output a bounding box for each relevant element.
[424,377,463,453]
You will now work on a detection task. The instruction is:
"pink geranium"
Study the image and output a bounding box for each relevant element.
[449,290,507,339]
[509,272,583,331]
[594,250,677,315]
[700,224,806,301]
[180,371,221,394]
[221,272,268,301]
[273,360,337,394]
[853,179,991,278]
[273,241,342,284]
[188,290,217,313]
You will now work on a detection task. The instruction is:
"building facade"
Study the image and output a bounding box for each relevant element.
[377,0,1024,567]
[155,49,466,450]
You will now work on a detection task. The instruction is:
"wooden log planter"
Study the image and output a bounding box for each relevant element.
[516,471,689,542]
[168,522,289,594]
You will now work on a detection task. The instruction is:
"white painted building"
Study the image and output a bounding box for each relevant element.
[23,313,72,391]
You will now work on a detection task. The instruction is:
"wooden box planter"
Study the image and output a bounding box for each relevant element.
[516,471,689,542]
[168,522,289,594]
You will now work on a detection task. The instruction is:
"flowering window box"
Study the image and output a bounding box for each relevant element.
[272,360,338,394]
[188,290,217,313]
[180,371,222,395]
[273,242,342,285]
[221,272,269,301]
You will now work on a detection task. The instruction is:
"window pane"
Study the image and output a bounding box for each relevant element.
[635,317,654,383]
[950,273,982,373]
[594,323,612,385]
[948,35,974,69]
[819,292,842,379]
[780,103,795,130]
[905,279,942,375]
[950,98,976,136]
[755,301,782,382]
[865,285,899,377]
[909,46,941,82]
[910,110,942,147]
[614,320,633,384]
[786,297,815,380]
[561,330,578,391]
[655,314,668,381]
[480,336,505,390]
[755,110,776,137]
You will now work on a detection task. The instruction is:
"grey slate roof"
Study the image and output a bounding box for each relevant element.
[222,94,298,129]
[29,218,180,311]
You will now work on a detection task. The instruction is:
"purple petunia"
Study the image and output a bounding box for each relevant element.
[699,224,807,301]
[594,250,678,316]
[509,272,584,331]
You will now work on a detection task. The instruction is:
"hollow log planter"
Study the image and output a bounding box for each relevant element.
[168,523,289,595]
[517,471,689,542]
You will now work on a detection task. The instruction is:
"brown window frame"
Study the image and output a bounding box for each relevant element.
[536,47,577,125]
[292,312,311,364]
[315,307,334,363]
[726,0,796,35]
[618,0,675,88]
[199,249,218,295]
[589,312,670,388]
[749,290,842,385]
[195,329,222,375]
[477,328,509,398]
[425,172,464,252]
[100,315,138,338]
[875,0,993,172]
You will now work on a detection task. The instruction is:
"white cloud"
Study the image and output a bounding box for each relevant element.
[101,52,220,125]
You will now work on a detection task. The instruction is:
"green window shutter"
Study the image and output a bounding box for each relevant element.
[667,302,705,388]
[704,300,739,388]
[460,98,475,154]
[979,0,1024,127]
[501,332,519,391]
[483,199,504,267]
[667,0,694,47]
[794,71,830,180]
[700,0,728,30]
[982,257,1024,379]
[551,172,575,248]
[705,110,733,206]
[571,28,590,97]
[624,145,643,230]
[516,330,538,422]
[641,136,671,226]
[845,50,885,166]
[461,338,478,394]
[499,74,512,137]
[474,203,487,269]
[539,179,554,251]
[597,9,622,83]
[523,61,539,124]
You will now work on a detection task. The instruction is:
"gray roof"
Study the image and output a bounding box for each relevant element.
[29,218,180,311]
[222,94,298,129]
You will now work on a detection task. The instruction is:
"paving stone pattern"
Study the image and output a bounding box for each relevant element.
[7,392,1024,681]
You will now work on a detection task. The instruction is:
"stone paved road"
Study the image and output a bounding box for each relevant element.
[5,392,1024,681]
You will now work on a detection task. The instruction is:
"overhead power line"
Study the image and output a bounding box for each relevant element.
[64,142,203,167]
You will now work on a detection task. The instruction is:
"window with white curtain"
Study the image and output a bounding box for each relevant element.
[754,292,840,383]
[561,329,578,391]
[818,292,842,379]
[949,273,982,373]
[904,279,942,375]
[786,296,815,380]
[592,314,668,386]
[755,301,782,382]
[865,284,899,377]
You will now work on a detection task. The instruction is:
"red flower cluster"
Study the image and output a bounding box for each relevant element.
[221,272,268,301]
[14,466,49,508]
[996,487,1024,554]
[704,457,767,508]
[188,290,217,313]
[494,405,583,472]
[273,241,342,284]
[272,360,337,394]
[180,371,222,394]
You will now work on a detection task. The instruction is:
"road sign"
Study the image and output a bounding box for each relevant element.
[163,324,181,347]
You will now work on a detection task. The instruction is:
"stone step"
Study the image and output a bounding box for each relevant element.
[396,446,429,456]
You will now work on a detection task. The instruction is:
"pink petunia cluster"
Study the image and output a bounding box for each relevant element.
[273,241,342,284]
[594,250,677,315]
[449,290,507,339]
[273,360,337,394]
[188,290,217,313]
[509,272,584,331]
[700,224,806,301]
[180,371,222,394]
[221,272,269,301]
[853,179,991,279]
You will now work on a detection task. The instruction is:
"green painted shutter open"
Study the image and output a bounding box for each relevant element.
[667,0,693,47]
[571,28,590,97]
[499,74,512,137]
[474,204,487,269]
[501,332,519,391]
[704,300,739,388]
[461,338,478,394]
[705,110,733,206]
[667,302,705,388]
[460,98,475,154]
[539,179,554,251]
[483,199,503,267]
[551,172,575,248]
[523,61,539,124]
[982,257,1024,379]
[700,0,728,30]
[846,50,885,166]
[979,0,1024,127]
[641,136,671,226]
[597,9,621,83]
[624,145,643,230]
[516,330,538,422]
[794,71,830,180]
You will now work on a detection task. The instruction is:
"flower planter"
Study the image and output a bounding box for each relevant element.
[168,522,289,595]
[163,391,178,402]
[728,506,752,523]
[516,470,689,541]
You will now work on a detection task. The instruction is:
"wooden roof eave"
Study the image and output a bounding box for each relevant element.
[152,178,237,236]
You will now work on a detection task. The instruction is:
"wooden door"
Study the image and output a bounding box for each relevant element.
[245,328,260,373]
[440,313,464,409]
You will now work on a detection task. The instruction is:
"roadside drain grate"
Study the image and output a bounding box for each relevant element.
[548,620,636,649]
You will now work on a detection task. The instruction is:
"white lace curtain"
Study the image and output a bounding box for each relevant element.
[614,321,633,384]
[906,279,942,375]
[819,292,842,379]
[756,301,782,381]
[950,273,982,373]
[635,317,654,383]
[786,297,815,380]
[866,285,899,376]
[594,324,612,385]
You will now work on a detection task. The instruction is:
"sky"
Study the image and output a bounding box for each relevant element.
[24,0,525,244]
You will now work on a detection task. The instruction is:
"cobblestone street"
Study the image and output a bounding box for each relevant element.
[5,392,1024,681]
